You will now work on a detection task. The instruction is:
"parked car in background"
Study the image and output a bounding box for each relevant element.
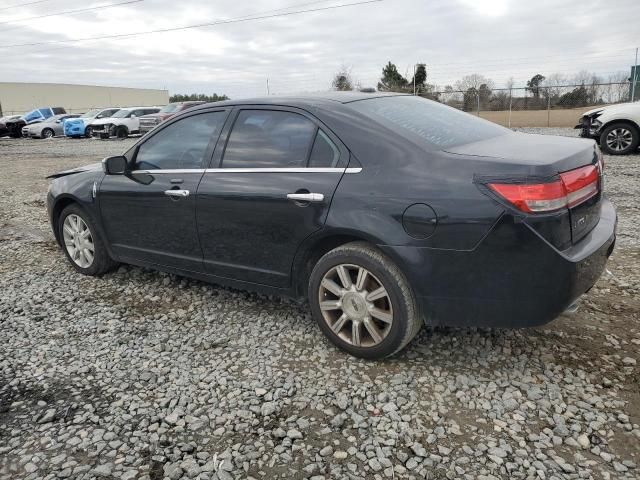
[576,102,640,155]
[46,93,616,359]
[4,107,67,137]
[22,114,81,139]
[0,115,21,137]
[64,108,120,138]
[90,107,160,139]
[138,101,205,134]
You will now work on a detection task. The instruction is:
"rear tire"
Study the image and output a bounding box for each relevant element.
[58,204,117,276]
[599,122,639,155]
[308,242,422,359]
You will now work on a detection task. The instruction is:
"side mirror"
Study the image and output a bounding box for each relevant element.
[102,155,128,175]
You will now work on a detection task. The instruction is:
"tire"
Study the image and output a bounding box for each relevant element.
[41,128,54,139]
[599,122,640,155]
[85,126,93,138]
[116,126,128,139]
[308,241,421,359]
[58,204,117,276]
[99,133,109,140]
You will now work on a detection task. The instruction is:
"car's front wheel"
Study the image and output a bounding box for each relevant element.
[41,128,54,139]
[85,126,93,138]
[58,204,117,275]
[600,122,640,155]
[308,242,422,359]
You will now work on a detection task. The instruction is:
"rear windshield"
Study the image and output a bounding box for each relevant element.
[349,95,509,149]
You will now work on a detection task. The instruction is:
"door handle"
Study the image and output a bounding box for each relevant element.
[164,189,190,198]
[287,193,324,203]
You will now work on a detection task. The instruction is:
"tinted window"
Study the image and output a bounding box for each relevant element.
[349,96,509,149]
[308,129,340,167]
[134,112,226,170]
[222,110,316,168]
[132,110,145,117]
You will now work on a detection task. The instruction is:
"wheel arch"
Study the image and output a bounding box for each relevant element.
[50,195,83,245]
[291,229,409,299]
[599,118,640,136]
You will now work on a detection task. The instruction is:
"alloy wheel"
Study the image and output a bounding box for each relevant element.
[605,127,633,152]
[318,264,393,347]
[62,214,95,268]
[43,129,54,138]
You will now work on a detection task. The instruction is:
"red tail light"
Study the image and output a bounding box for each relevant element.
[488,164,599,214]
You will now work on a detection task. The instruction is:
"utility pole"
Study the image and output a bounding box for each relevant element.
[413,64,417,95]
[266,78,270,96]
[632,47,638,102]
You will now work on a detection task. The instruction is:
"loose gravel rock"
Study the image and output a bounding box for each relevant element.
[0,133,639,479]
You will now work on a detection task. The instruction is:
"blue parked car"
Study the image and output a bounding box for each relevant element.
[64,107,120,138]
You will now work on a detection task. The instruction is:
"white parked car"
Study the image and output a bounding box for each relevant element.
[576,102,640,155]
[90,106,161,139]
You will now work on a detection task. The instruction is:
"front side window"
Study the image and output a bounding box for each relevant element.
[134,111,227,170]
[222,110,317,168]
[111,110,130,118]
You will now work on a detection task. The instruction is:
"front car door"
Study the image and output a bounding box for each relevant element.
[99,109,229,271]
[196,106,349,287]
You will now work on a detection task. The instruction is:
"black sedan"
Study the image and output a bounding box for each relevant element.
[46,93,617,359]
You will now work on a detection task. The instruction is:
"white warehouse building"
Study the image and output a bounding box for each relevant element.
[0,82,169,116]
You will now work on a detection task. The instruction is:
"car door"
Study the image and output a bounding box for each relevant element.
[99,109,229,271]
[196,106,349,287]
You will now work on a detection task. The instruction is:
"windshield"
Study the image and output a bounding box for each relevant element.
[349,95,509,149]
[111,110,130,118]
[159,103,180,113]
[80,109,100,118]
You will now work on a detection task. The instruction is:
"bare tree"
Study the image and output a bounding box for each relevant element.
[606,71,630,103]
[454,74,495,92]
[331,65,354,91]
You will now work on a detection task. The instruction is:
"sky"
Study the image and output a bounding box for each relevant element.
[0,0,638,98]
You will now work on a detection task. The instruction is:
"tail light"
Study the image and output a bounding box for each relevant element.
[488,164,600,214]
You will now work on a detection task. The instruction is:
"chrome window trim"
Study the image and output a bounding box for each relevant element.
[130,167,362,174]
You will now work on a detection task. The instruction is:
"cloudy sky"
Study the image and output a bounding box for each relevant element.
[0,0,638,97]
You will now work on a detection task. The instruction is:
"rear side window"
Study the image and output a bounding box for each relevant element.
[308,129,340,167]
[349,96,509,149]
[222,110,316,168]
[134,111,227,170]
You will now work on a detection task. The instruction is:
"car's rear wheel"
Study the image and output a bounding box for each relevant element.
[308,242,421,359]
[599,122,639,155]
[58,204,117,275]
[41,128,54,139]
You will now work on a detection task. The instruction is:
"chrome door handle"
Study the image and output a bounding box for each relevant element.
[164,189,190,198]
[287,193,324,203]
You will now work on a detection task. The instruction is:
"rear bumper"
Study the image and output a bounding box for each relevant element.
[381,199,617,328]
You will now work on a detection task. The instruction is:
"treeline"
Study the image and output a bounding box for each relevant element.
[169,93,229,103]
[332,62,633,110]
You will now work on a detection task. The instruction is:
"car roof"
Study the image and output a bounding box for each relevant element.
[194,91,407,110]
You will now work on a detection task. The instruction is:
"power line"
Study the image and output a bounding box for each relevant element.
[0,0,142,27]
[0,0,52,11]
[0,0,384,50]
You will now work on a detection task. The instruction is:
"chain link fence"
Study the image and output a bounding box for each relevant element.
[427,82,636,128]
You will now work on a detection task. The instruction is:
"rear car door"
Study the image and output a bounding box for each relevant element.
[99,110,229,271]
[196,106,349,287]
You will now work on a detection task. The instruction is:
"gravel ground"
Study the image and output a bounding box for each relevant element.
[0,130,639,480]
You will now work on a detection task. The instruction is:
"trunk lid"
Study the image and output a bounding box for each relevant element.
[447,132,602,247]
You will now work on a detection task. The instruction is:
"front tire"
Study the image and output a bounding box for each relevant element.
[308,242,421,359]
[599,122,639,155]
[116,126,128,139]
[58,204,117,276]
[41,128,54,139]
[85,126,93,138]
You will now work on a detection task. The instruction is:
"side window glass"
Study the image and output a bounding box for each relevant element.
[308,129,340,168]
[222,110,316,168]
[134,112,226,170]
